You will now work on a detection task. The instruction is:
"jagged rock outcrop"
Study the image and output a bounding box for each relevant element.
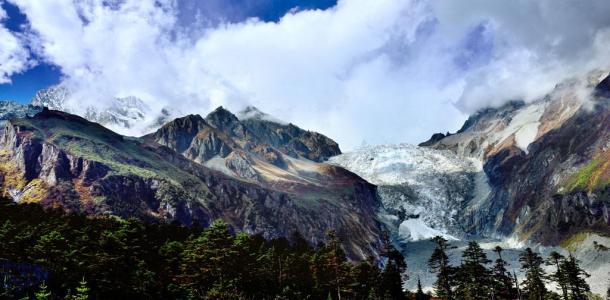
[418,132,451,147]
[420,72,610,245]
[0,109,383,260]
[145,106,340,183]
[238,106,341,162]
[481,97,610,243]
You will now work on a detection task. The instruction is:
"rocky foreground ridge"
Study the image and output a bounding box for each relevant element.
[0,108,382,259]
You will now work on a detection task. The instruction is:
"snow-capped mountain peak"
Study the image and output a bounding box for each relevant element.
[31,85,69,110]
[28,85,170,136]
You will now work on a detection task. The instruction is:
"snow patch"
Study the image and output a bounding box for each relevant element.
[478,235,526,250]
[509,103,546,152]
[399,218,458,241]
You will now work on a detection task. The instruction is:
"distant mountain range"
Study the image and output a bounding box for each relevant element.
[0,70,608,293]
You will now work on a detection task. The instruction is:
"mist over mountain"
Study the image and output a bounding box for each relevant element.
[4,0,610,149]
[1,0,610,298]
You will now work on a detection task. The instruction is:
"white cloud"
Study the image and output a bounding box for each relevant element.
[6,0,610,149]
[431,0,610,112]
[0,3,30,84]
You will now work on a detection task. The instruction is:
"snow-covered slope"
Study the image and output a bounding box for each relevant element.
[31,86,178,136]
[0,101,42,125]
[31,86,70,110]
[329,144,479,242]
[425,74,596,162]
[329,70,610,295]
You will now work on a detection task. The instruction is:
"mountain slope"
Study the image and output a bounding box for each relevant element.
[145,106,344,186]
[331,71,610,294]
[0,108,383,259]
[142,106,382,258]
[238,106,341,162]
[421,71,610,244]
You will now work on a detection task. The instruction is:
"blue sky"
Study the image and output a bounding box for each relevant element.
[0,0,608,148]
[0,1,61,103]
[0,0,337,103]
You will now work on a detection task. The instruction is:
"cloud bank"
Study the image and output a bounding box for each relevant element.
[0,2,30,83]
[5,0,610,149]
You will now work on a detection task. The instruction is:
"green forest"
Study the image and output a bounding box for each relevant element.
[0,198,603,300]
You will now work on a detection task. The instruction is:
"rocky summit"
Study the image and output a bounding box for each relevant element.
[0,107,382,260]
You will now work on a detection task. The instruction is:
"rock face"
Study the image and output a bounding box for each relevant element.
[0,108,382,260]
[422,71,610,244]
[141,106,383,258]
[145,106,343,184]
[238,106,341,162]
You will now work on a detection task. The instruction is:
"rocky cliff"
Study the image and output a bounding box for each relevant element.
[422,71,610,245]
[0,108,383,259]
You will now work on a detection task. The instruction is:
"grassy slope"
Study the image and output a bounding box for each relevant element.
[565,150,610,192]
[11,116,208,190]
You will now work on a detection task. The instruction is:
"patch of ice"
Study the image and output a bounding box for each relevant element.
[399,218,458,241]
[328,143,476,186]
[478,235,527,250]
[510,103,546,153]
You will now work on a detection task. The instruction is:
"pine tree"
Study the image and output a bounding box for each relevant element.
[519,248,547,300]
[180,220,238,298]
[327,230,346,300]
[351,257,381,299]
[513,271,522,300]
[311,230,352,300]
[561,254,590,300]
[415,276,430,300]
[546,251,568,300]
[75,277,90,300]
[428,236,455,300]
[380,231,407,300]
[455,241,491,300]
[35,282,51,300]
[490,246,517,300]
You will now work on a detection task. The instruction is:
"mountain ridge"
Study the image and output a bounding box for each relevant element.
[0,107,383,260]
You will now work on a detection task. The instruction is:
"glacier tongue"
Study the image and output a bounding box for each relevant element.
[329,144,479,242]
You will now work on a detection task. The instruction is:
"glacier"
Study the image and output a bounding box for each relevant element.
[329,143,479,243]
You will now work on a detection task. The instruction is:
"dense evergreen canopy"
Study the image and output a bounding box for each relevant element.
[0,198,407,299]
[0,198,600,300]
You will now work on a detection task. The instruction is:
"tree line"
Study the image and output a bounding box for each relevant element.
[0,197,410,299]
[0,196,606,299]
[427,236,602,300]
